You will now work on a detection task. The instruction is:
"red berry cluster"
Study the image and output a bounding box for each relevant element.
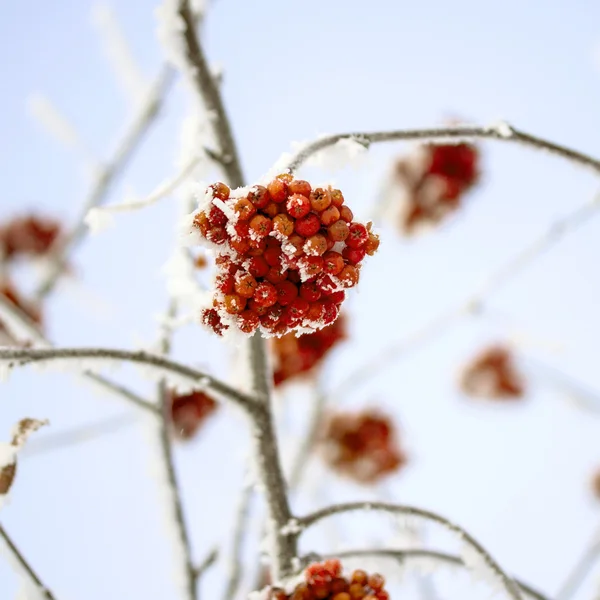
[393,142,479,234]
[0,214,62,259]
[320,410,406,484]
[192,176,380,337]
[272,313,347,386]
[460,344,525,400]
[169,389,218,440]
[268,560,389,600]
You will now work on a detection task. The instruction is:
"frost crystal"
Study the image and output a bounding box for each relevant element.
[280,518,302,535]
[85,207,115,235]
[489,120,514,139]
[307,137,369,171]
[460,541,504,592]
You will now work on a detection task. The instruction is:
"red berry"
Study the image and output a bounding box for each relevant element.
[193,212,210,237]
[346,223,368,249]
[234,198,256,221]
[216,273,234,294]
[328,220,349,242]
[364,232,380,256]
[247,237,267,255]
[247,298,268,316]
[260,304,283,329]
[295,213,321,237]
[317,274,339,295]
[247,185,270,208]
[286,194,311,219]
[210,182,230,200]
[265,267,287,284]
[267,178,288,203]
[299,255,324,279]
[339,206,354,222]
[249,214,273,237]
[276,280,298,306]
[367,574,385,591]
[224,294,247,314]
[306,301,325,322]
[299,281,322,302]
[322,302,339,324]
[247,256,269,278]
[264,245,283,268]
[207,226,227,244]
[273,214,295,237]
[309,188,332,212]
[338,265,360,288]
[320,205,341,226]
[330,188,344,207]
[254,282,278,307]
[286,234,305,256]
[304,234,328,256]
[234,272,258,298]
[343,246,366,264]
[201,308,227,335]
[323,251,344,275]
[263,202,281,218]
[237,310,260,333]
[230,237,250,253]
[208,205,227,227]
[328,290,346,304]
[288,297,309,318]
[288,179,312,196]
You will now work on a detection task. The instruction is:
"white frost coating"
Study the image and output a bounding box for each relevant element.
[489,120,514,139]
[155,0,188,71]
[307,137,368,171]
[91,4,149,107]
[0,362,11,383]
[460,541,504,593]
[85,207,115,235]
[140,412,190,600]
[26,93,80,148]
[280,518,302,536]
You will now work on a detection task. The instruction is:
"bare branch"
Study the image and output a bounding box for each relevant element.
[298,502,523,600]
[34,63,177,300]
[306,549,548,600]
[0,523,56,600]
[285,124,600,175]
[332,191,600,399]
[0,347,257,412]
[556,535,600,600]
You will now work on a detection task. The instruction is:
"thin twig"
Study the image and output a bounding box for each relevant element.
[222,477,255,600]
[0,523,56,600]
[285,123,600,175]
[556,535,600,600]
[298,502,523,600]
[175,0,297,580]
[0,294,158,415]
[0,347,257,412]
[34,64,177,300]
[307,549,548,600]
[194,547,219,580]
[331,191,600,399]
[22,412,137,458]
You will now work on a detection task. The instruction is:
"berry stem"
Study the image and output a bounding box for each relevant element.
[285,124,600,176]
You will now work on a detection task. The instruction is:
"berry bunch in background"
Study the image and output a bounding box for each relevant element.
[0,214,62,260]
[168,388,218,440]
[272,313,347,386]
[268,560,389,600]
[319,410,407,484]
[460,344,525,400]
[390,142,479,234]
[193,176,380,337]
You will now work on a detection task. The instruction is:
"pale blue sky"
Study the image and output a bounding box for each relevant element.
[1,1,600,599]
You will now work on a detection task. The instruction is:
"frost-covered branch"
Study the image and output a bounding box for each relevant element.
[175,0,245,188]
[307,549,548,600]
[285,124,600,175]
[298,502,523,600]
[34,63,177,300]
[332,190,600,399]
[0,347,256,411]
[171,0,298,580]
[556,534,600,600]
[194,547,219,581]
[0,523,56,600]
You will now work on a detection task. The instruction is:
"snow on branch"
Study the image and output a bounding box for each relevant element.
[0,524,56,600]
[91,4,149,107]
[0,347,257,412]
[284,124,600,176]
[307,549,548,600]
[297,502,523,600]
